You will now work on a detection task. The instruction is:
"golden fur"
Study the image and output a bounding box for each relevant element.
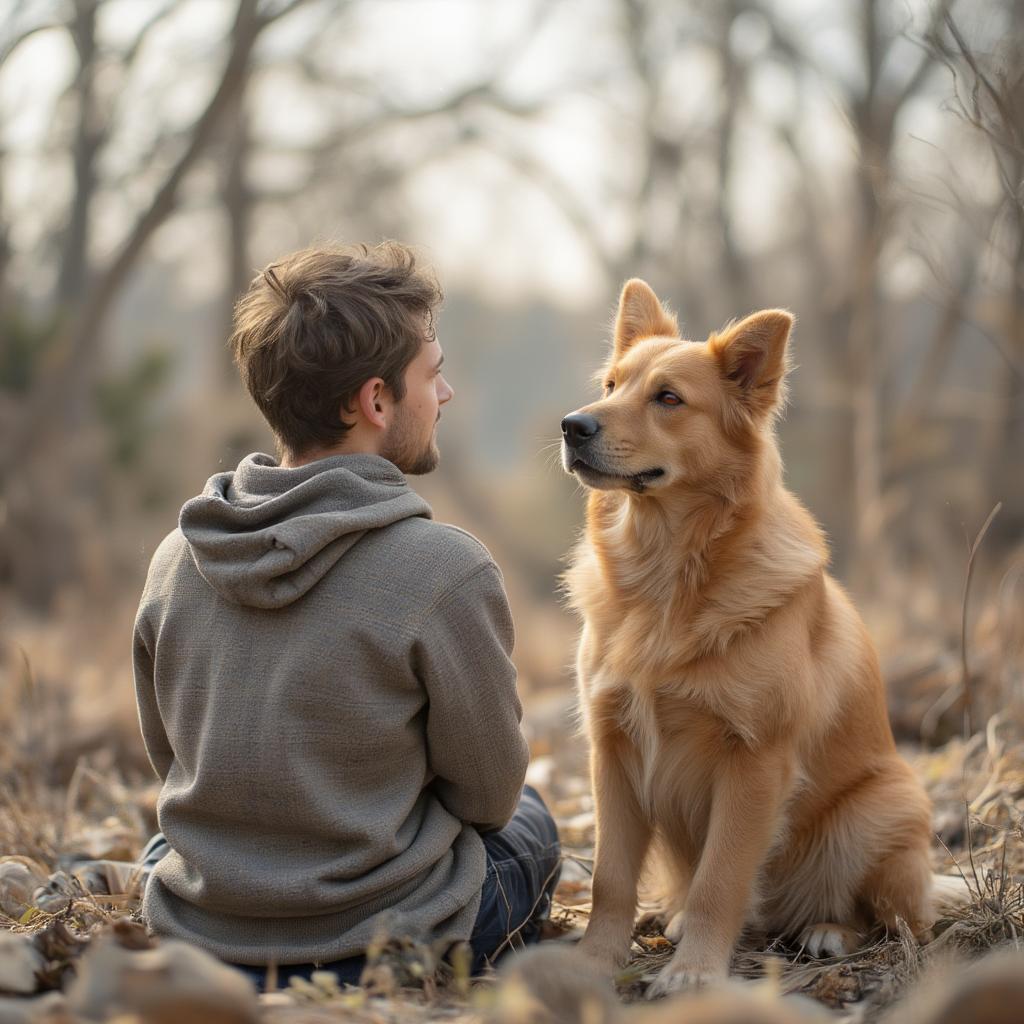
[561,280,935,996]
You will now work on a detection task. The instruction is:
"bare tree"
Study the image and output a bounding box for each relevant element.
[930,3,1024,540]
[55,0,100,310]
[0,0,304,476]
[1,0,580,604]
[0,0,309,607]
[0,144,8,306]
[219,68,254,380]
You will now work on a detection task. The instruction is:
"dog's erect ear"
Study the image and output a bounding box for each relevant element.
[613,279,678,358]
[711,310,794,415]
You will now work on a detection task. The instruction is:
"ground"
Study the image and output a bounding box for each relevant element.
[1,685,1023,1023]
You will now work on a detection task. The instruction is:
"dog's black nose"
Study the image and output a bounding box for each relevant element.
[561,413,601,448]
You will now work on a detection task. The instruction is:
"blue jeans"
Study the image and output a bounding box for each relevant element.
[139,785,560,990]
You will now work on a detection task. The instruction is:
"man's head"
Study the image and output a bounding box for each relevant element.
[230,241,453,472]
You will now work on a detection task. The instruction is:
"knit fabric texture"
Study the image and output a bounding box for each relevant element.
[132,452,529,966]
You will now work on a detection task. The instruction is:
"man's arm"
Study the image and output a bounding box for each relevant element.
[133,609,174,783]
[414,561,530,833]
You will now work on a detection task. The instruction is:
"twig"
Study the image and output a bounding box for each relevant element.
[487,856,564,964]
[960,502,1001,737]
[965,801,983,899]
[935,830,978,899]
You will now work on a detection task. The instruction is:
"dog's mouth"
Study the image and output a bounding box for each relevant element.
[569,458,665,494]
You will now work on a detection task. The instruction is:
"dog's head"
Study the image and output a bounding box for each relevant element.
[561,278,794,497]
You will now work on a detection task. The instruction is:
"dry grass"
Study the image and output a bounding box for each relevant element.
[544,719,1024,1019]
[1,582,1022,1021]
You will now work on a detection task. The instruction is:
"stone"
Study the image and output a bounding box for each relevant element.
[0,933,43,995]
[0,992,68,1024]
[67,931,259,1023]
[0,862,45,921]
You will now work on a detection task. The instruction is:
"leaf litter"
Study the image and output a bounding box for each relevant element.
[1,657,1023,1021]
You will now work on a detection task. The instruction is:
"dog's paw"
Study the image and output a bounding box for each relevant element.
[577,933,628,976]
[664,910,686,943]
[634,909,669,934]
[645,951,727,1000]
[798,923,861,958]
[635,908,686,944]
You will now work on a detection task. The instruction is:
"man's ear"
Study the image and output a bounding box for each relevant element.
[613,278,679,359]
[354,377,389,430]
[710,309,794,416]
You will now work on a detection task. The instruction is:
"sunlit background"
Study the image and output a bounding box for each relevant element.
[1,0,1022,779]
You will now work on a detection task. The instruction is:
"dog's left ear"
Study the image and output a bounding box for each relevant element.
[711,309,794,416]
[613,279,679,359]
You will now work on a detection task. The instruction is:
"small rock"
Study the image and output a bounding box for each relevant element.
[884,948,1024,1024]
[640,984,829,1023]
[0,992,67,1024]
[67,931,260,1023]
[31,918,90,975]
[490,946,619,1024]
[0,862,43,920]
[0,933,44,995]
[31,873,80,916]
[108,917,155,951]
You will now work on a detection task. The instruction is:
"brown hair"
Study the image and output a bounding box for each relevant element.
[230,241,442,458]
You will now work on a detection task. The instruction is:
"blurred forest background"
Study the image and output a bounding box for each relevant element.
[0,0,1022,782]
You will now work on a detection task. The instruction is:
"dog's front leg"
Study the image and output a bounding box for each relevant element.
[579,725,651,973]
[648,744,792,998]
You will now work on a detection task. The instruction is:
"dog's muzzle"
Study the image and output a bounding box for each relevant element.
[561,413,600,449]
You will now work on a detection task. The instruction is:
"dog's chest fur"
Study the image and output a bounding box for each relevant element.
[586,673,734,834]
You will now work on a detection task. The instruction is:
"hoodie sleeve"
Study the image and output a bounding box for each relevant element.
[415,561,530,832]
[133,606,174,783]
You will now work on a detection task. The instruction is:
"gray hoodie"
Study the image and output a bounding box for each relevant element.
[133,452,530,966]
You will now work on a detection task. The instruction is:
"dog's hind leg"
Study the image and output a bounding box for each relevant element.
[931,872,973,917]
[859,842,934,938]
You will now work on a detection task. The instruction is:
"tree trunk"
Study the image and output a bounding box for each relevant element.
[0,0,264,481]
[847,0,889,594]
[715,0,751,312]
[56,0,100,311]
[221,84,253,381]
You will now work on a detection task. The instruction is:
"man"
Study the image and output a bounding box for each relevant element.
[133,242,560,988]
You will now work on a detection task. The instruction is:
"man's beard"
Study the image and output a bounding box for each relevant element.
[381,403,439,475]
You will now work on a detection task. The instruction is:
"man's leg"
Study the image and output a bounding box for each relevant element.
[469,784,562,973]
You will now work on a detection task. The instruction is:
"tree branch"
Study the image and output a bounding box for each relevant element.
[0,19,60,69]
[0,0,267,475]
[258,0,312,28]
[120,1,178,68]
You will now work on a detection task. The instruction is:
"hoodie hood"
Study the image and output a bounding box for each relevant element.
[179,452,432,609]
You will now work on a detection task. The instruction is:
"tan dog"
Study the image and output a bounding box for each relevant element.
[561,280,936,997]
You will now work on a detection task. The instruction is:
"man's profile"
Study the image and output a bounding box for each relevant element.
[132,242,560,987]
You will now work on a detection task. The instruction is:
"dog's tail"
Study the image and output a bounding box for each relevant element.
[930,872,974,917]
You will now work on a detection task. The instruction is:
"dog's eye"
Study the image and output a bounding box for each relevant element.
[656,390,684,406]
[604,380,615,395]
